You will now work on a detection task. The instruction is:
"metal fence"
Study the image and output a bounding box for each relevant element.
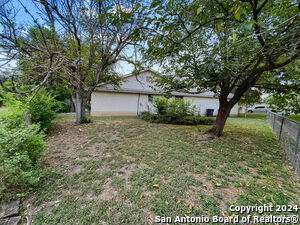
[267,111,300,176]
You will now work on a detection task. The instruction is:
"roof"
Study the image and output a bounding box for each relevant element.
[94,70,234,99]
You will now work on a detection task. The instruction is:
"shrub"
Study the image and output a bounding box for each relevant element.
[0,90,27,128]
[80,116,91,124]
[29,88,63,132]
[153,98,169,115]
[49,83,71,113]
[181,115,215,125]
[153,98,196,119]
[141,98,210,125]
[141,113,215,125]
[0,121,45,199]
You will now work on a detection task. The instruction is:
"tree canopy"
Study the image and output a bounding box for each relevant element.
[144,0,300,135]
[0,0,147,123]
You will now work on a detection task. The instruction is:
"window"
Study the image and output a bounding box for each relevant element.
[255,106,266,109]
[148,94,153,102]
[146,76,151,82]
[175,96,183,100]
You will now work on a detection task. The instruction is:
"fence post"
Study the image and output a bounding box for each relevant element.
[294,127,300,164]
[273,113,276,130]
[279,117,284,141]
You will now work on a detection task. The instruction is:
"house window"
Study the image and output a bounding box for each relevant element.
[175,96,183,100]
[148,94,153,102]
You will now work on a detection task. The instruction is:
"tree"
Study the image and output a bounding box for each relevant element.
[144,0,300,136]
[265,92,300,114]
[237,88,262,117]
[239,89,262,108]
[0,0,146,123]
[262,61,300,114]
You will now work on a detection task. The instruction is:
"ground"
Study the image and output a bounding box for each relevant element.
[19,114,300,224]
[287,114,300,122]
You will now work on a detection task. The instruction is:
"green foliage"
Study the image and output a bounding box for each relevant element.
[265,92,300,115]
[0,119,45,200]
[261,61,300,115]
[239,89,262,106]
[141,98,214,125]
[48,84,71,113]
[140,98,214,125]
[29,88,62,132]
[1,87,62,132]
[143,0,299,135]
[181,115,215,125]
[141,113,214,125]
[0,87,28,128]
[1,0,147,124]
[80,116,91,124]
[153,98,196,118]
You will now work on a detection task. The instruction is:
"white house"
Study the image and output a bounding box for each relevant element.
[91,70,239,116]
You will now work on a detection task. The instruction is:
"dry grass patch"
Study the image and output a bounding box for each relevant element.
[20,115,300,225]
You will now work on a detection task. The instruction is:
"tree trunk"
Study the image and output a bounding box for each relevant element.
[70,99,75,112]
[208,102,233,136]
[73,91,87,124]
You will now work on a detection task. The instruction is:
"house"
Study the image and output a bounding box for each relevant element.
[91,70,239,116]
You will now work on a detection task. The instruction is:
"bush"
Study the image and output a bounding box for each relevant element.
[153,98,196,119]
[181,115,215,125]
[140,98,213,125]
[80,116,91,124]
[141,113,215,125]
[29,88,63,132]
[0,90,27,128]
[0,120,45,199]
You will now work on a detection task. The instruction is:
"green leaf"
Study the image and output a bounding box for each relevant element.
[217,21,222,31]
[197,7,203,15]
[98,14,105,23]
[168,0,174,5]
[135,3,141,11]
[234,12,240,21]
[233,33,237,43]
[250,19,258,25]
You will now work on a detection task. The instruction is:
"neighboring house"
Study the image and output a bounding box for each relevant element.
[91,70,239,116]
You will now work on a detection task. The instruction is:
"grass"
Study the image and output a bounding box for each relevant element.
[21,114,299,225]
[238,112,300,122]
[287,114,300,122]
[238,113,266,119]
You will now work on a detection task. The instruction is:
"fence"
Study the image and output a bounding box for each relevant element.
[267,111,300,176]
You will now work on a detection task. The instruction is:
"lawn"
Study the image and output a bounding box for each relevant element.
[287,115,300,122]
[22,114,300,225]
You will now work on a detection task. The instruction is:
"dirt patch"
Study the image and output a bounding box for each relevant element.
[67,165,84,176]
[99,182,118,201]
[96,165,110,174]
[238,161,257,175]
[117,164,137,189]
[189,132,217,144]
[186,171,245,214]
[86,142,110,157]
[142,208,156,223]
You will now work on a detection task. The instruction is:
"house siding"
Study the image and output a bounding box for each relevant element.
[91,91,239,117]
[91,92,139,116]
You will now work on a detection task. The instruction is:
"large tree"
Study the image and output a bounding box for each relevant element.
[144,0,300,136]
[0,0,147,123]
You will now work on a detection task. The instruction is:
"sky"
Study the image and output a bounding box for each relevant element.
[1,0,141,76]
